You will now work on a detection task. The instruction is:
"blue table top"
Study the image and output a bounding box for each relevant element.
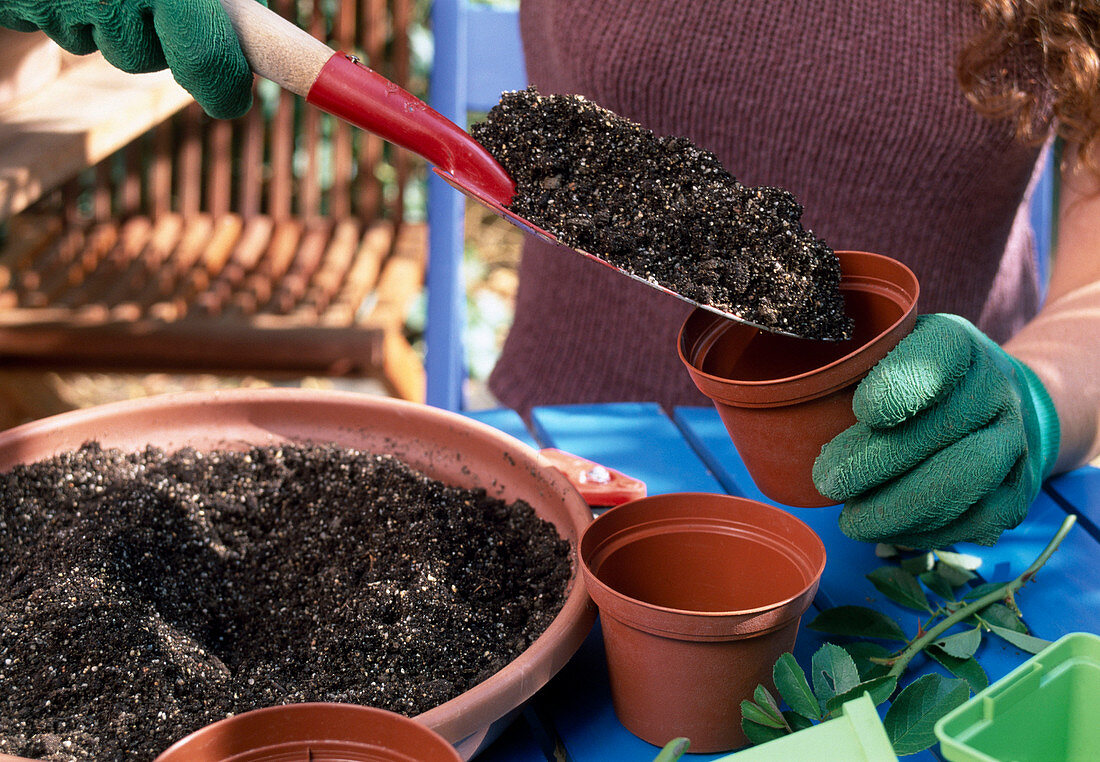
[464,403,1100,762]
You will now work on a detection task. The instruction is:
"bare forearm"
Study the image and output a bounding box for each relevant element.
[1005,283,1100,472]
[1005,147,1100,473]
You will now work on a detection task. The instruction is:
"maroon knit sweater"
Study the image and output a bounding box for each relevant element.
[488,0,1049,415]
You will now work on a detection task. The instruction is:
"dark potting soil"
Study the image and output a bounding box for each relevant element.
[0,442,572,762]
[472,86,853,341]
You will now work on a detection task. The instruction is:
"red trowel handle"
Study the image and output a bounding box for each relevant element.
[217,0,514,206]
[539,449,647,507]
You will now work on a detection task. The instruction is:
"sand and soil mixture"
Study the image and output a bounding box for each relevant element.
[472,87,852,341]
[0,442,572,761]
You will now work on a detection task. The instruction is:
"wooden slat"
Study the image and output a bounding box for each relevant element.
[237,100,266,218]
[0,214,63,293]
[195,214,275,315]
[151,121,174,218]
[230,218,302,314]
[363,222,424,329]
[48,223,120,308]
[325,221,392,325]
[121,139,144,217]
[206,120,234,217]
[295,218,359,315]
[297,0,328,220]
[0,53,193,223]
[267,218,333,314]
[177,104,205,218]
[148,214,243,320]
[104,213,186,320]
[68,216,155,318]
[5,225,91,309]
[356,0,388,218]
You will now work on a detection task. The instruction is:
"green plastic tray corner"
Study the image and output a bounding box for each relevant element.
[934,631,1100,762]
[713,693,898,762]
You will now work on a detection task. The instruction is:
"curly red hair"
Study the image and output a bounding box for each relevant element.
[958,0,1100,176]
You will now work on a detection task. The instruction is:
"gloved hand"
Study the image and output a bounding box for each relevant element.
[813,314,1060,549]
[0,0,259,119]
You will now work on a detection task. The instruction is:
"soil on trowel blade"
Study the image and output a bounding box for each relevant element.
[472,86,852,340]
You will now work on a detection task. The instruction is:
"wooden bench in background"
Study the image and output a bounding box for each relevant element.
[0,0,426,425]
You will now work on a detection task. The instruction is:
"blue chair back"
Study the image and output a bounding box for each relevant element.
[426,0,526,410]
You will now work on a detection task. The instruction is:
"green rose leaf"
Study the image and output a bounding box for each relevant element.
[925,647,989,694]
[883,674,970,754]
[866,567,932,612]
[962,582,1004,601]
[741,718,788,746]
[741,699,785,729]
[773,652,822,721]
[933,559,976,588]
[753,684,785,722]
[987,624,1053,654]
[931,628,982,660]
[811,643,861,709]
[807,606,908,642]
[974,603,1028,633]
[919,570,956,601]
[841,641,893,680]
[900,552,934,575]
[783,711,816,732]
[825,675,898,713]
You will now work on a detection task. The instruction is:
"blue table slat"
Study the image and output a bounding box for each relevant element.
[952,492,1100,641]
[473,711,551,762]
[1044,466,1100,541]
[531,403,725,496]
[465,408,541,449]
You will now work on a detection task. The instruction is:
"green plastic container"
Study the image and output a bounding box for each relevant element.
[935,632,1100,762]
[713,693,898,761]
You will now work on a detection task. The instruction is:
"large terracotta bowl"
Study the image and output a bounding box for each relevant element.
[0,388,596,760]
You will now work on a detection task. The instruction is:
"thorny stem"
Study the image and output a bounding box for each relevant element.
[886,514,1077,680]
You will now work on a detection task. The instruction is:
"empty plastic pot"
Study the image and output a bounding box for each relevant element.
[579,493,826,753]
[678,250,919,507]
[934,632,1100,762]
[155,702,462,761]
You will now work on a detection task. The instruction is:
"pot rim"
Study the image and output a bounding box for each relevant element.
[677,250,919,402]
[154,701,463,762]
[579,493,826,639]
[0,387,596,759]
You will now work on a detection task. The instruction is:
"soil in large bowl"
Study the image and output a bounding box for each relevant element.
[0,442,573,762]
[471,86,852,341]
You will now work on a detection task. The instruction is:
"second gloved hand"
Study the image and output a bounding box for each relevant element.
[0,0,258,119]
[812,314,1060,549]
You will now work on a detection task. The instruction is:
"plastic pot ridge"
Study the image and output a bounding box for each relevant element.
[679,250,919,507]
[579,493,826,753]
[155,703,463,762]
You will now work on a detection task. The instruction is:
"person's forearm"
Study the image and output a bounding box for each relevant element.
[1005,146,1100,473]
[1005,282,1100,473]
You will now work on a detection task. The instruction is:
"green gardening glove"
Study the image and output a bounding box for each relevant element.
[0,0,260,119]
[813,314,1061,549]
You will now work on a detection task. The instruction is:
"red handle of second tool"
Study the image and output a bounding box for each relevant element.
[306,53,514,207]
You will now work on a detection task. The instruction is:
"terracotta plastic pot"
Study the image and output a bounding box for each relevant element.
[155,703,462,761]
[0,388,596,761]
[679,250,919,507]
[579,492,826,753]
